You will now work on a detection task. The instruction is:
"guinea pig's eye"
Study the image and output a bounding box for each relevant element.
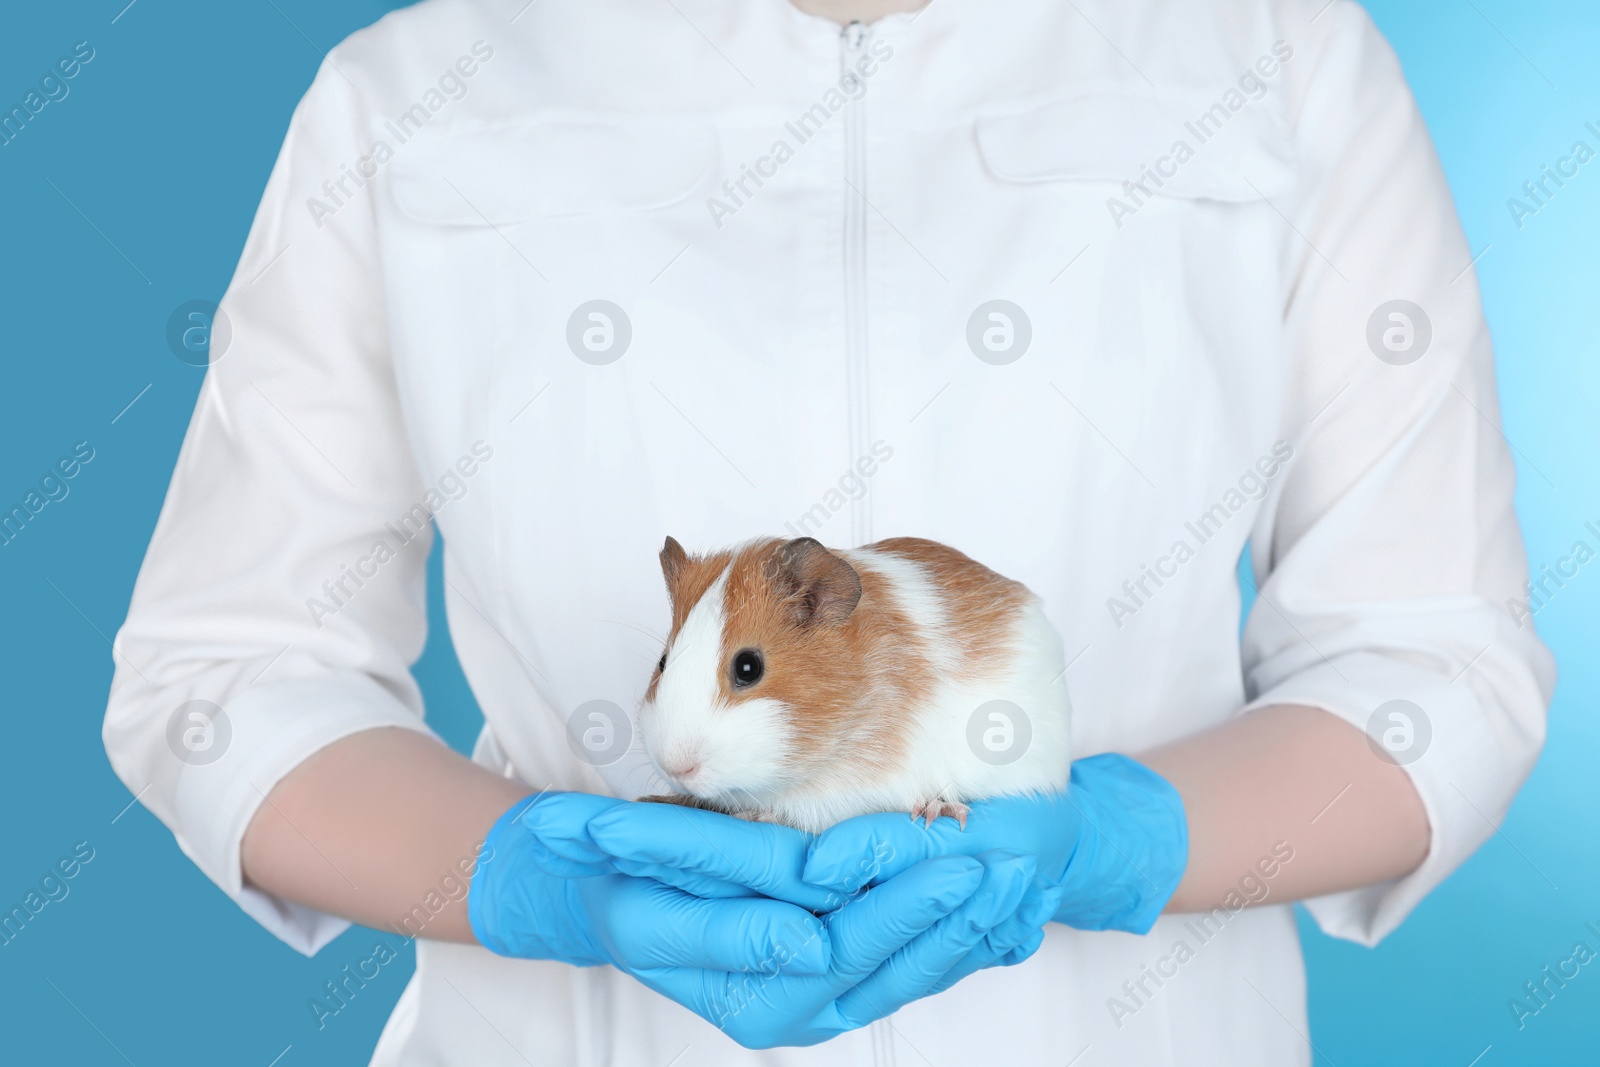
[656,653,667,675]
[730,649,764,688]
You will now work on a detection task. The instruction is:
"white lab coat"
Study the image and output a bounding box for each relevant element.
[103,0,1554,1063]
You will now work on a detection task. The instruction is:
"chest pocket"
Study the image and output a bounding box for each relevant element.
[377,113,722,586]
[389,115,715,225]
[975,89,1298,202]
[966,89,1298,509]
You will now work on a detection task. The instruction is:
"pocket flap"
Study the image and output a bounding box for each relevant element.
[391,117,713,225]
[976,90,1297,202]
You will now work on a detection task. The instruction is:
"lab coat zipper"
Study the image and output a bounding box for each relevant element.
[840,25,900,1064]
[841,20,874,551]
[844,27,895,1063]
[870,1012,898,1067]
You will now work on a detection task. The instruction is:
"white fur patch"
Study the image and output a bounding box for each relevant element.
[640,565,797,807]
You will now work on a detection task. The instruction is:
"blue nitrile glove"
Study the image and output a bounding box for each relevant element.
[513,792,841,910]
[806,753,1189,935]
[469,796,832,973]
[526,793,1068,990]
[471,793,1045,1048]
[630,848,1045,1048]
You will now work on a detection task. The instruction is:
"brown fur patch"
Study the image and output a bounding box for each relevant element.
[716,539,934,774]
[868,537,1031,683]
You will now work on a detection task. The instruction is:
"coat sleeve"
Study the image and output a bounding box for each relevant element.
[1240,1,1556,945]
[103,48,440,955]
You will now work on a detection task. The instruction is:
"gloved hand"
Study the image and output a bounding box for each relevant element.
[469,796,831,973]
[807,754,1190,935]
[557,754,1187,937]
[631,848,1051,1047]
[511,791,839,910]
[522,791,1069,992]
[469,793,1056,1048]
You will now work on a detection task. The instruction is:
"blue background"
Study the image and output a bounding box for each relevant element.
[0,1,1593,1063]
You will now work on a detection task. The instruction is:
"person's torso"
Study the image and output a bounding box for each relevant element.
[339,0,1313,1062]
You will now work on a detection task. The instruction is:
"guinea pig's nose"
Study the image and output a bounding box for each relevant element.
[663,760,701,782]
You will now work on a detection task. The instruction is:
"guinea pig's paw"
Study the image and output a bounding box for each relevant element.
[909,798,970,829]
[637,793,698,807]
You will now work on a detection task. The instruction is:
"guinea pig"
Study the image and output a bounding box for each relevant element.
[637,535,1072,833]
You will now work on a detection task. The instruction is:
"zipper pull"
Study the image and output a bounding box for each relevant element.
[841,20,868,75]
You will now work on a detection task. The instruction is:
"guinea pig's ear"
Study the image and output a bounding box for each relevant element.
[774,537,862,628]
[660,536,689,606]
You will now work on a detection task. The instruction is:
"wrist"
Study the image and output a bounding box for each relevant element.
[468,798,609,964]
[1053,753,1189,934]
